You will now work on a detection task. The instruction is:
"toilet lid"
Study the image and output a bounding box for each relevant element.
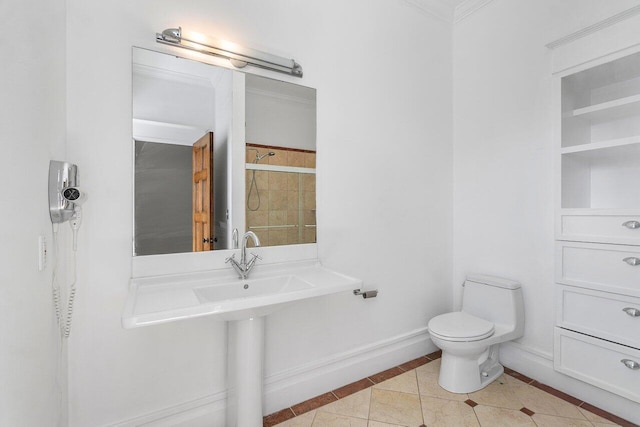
[428,312,494,342]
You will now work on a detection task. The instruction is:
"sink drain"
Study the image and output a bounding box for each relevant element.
[244,284,249,289]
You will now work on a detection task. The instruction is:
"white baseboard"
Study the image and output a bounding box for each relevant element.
[264,326,435,414]
[110,327,435,426]
[500,341,640,425]
[109,391,227,427]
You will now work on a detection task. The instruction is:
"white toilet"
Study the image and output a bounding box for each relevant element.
[427,275,524,394]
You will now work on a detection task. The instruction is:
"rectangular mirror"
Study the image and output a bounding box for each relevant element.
[132,47,316,256]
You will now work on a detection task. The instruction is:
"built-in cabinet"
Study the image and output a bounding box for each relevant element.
[555,50,640,403]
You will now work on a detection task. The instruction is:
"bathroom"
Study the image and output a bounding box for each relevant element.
[3,0,640,426]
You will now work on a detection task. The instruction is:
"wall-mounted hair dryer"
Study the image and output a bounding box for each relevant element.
[48,160,87,339]
[49,160,87,251]
[49,160,81,224]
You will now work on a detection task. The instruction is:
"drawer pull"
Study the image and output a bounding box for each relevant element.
[621,359,640,370]
[622,257,640,266]
[623,307,640,317]
[622,220,640,229]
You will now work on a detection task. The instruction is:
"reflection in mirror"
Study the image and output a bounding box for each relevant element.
[132,48,316,256]
[133,48,233,256]
[245,156,316,248]
[244,74,317,247]
[134,140,193,255]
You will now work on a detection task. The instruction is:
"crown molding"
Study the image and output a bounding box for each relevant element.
[246,87,315,106]
[133,64,216,89]
[403,0,454,23]
[546,4,640,49]
[454,0,494,23]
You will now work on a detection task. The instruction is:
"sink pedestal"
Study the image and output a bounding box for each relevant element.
[228,316,265,427]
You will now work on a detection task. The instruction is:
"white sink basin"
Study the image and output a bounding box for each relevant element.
[122,261,361,327]
[193,275,316,320]
[194,275,314,302]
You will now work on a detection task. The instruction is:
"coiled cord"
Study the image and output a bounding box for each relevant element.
[51,226,77,339]
[52,287,76,339]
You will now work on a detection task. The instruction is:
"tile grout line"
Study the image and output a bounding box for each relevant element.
[413,369,426,427]
[366,382,372,426]
[471,404,482,427]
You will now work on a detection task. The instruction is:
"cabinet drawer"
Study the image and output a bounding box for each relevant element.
[559,212,640,245]
[557,242,640,296]
[554,328,640,403]
[557,285,640,349]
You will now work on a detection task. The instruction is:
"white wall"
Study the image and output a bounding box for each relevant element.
[246,76,316,151]
[65,0,452,425]
[0,0,66,425]
[453,0,640,420]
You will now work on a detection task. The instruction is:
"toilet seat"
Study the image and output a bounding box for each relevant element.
[428,312,494,342]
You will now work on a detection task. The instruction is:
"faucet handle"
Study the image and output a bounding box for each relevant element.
[225,254,236,263]
[245,252,261,271]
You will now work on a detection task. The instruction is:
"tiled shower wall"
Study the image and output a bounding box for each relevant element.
[246,144,316,247]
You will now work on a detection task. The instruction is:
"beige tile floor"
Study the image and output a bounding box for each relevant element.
[272,359,626,427]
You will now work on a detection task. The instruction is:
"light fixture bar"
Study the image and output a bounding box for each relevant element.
[156,27,303,78]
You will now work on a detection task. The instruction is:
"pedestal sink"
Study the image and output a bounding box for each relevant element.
[122,260,361,426]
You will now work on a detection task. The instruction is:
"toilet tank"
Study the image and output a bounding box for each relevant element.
[462,275,524,330]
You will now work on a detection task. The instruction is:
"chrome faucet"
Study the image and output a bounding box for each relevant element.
[226,231,261,279]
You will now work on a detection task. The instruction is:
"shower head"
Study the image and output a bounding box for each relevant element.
[255,151,276,162]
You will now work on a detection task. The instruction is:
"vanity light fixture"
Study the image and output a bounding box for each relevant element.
[156,27,303,78]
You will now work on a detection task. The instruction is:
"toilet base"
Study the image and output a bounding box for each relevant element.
[438,345,504,393]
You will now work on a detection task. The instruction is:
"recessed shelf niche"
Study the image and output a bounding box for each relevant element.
[561,50,640,210]
[561,143,640,209]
